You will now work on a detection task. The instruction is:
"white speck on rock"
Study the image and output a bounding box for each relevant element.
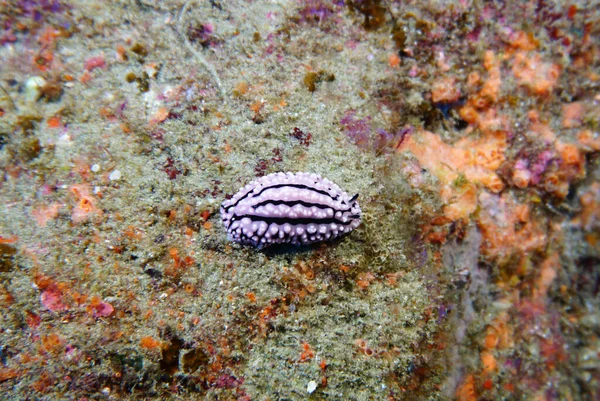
[109,169,121,181]
[307,380,317,394]
[24,76,46,102]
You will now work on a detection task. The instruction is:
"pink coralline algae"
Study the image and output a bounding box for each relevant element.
[88,299,114,318]
[340,110,372,149]
[214,374,244,389]
[512,149,554,188]
[84,55,105,71]
[221,172,361,248]
[298,0,342,24]
[40,288,67,312]
[340,110,410,153]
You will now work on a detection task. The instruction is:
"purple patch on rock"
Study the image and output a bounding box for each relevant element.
[221,172,361,248]
[340,110,372,149]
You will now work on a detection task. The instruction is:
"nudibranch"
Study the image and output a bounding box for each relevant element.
[220,172,361,248]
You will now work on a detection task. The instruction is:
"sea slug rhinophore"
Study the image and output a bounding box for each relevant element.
[220,172,362,248]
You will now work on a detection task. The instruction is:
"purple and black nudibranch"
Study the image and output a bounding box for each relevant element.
[221,172,362,248]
